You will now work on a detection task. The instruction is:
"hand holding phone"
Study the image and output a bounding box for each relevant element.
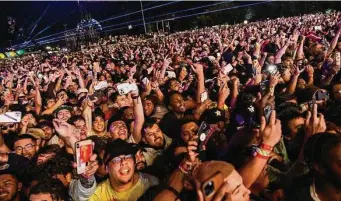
[264,105,272,124]
[75,140,94,175]
[200,91,208,103]
[197,122,217,153]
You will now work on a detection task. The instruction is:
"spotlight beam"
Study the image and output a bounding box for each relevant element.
[30,1,181,43]
[31,1,230,45]
[32,1,271,46]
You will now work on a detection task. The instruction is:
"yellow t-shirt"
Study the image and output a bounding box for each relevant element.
[89,173,159,201]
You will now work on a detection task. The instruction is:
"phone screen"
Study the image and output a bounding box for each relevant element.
[260,80,269,95]
[75,140,93,174]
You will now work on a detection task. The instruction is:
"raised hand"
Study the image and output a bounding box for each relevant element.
[191,63,204,76]
[218,83,230,103]
[305,64,314,77]
[292,64,306,77]
[186,135,200,163]
[260,110,282,147]
[304,103,326,137]
[269,72,281,88]
[162,55,171,69]
[52,119,79,148]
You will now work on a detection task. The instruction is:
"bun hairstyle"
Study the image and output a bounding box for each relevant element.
[304,132,341,170]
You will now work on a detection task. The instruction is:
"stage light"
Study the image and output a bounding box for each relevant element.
[46,46,51,50]
[18,1,231,47]
[128,25,133,30]
[31,1,271,46]
[244,20,248,24]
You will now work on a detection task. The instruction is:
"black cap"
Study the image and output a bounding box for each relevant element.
[201,108,225,124]
[104,139,139,165]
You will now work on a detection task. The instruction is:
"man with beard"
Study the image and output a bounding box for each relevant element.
[0,173,26,201]
[135,149,147,171]
[140,119,179,179]
[89,139,159,201]
[13,135,39,160]
[37,121,60,146]
[292,133,341,201]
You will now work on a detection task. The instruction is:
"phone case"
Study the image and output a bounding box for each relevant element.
[0,112,22,123]
[201,172,224,201]
[200,92,208,103]
[264,105,272,124]
[75,140,93,175]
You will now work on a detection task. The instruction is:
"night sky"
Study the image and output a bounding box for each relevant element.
[0,1,221,48]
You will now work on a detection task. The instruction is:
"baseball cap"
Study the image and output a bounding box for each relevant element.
[26,128,46,139]
[104,139,139,165]
[54,105,72,116]
[150,105,168,120]
[201,108,225,124]
[76,88,88,98]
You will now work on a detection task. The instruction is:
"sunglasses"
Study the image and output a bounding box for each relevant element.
[1,124,15,130]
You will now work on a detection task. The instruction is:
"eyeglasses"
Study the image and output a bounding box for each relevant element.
[14,143,36,154]
[110,154,133,164]
[1,124,15,130]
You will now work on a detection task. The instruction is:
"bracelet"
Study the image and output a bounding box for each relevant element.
[260,143,273,151]
[253,147,271,160]
[255,153,270,160]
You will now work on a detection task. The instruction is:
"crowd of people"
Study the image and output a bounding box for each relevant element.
[0,10,341,201]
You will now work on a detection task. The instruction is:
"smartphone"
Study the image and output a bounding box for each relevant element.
[200,91,208,103]
[197,121,210,153]
[94,81,108,91]
[0,112,22,123]
[201,171,224,201]
[88,71,93,77]
[166,71,176,79]
[75,139,93,175]
[197,121,217,153]
[117,83,138,95]
[264,105,272,124]
[260,80,269,95]
[142,77,149,86]
[308,99,316,113]
[314,26,322,31]
[315,90,329,101]
[222,63,233,75]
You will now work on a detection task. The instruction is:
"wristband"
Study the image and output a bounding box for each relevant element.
[255,153,270,160]
[260,143,273,151]
[253,147,271,160]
